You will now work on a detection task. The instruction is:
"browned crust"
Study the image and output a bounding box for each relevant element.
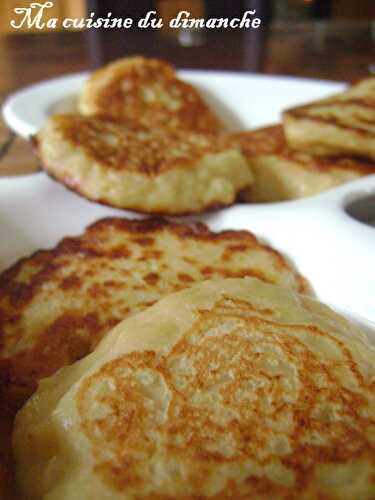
[0,218,312,319]
[75,296,375,497]
[285,102,375,138]
[41,114,227,175]
[0,216,311,499]
[283,76,375,141]
[36,112,249,215]
[82,56,222,134]
[228,125,375,174]
[0,216,310,284]
[0,216,311,417]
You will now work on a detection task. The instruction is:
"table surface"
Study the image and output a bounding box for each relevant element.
[0,20,374,176]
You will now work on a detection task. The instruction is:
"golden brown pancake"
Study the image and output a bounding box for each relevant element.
[228,125,375,202]
[283,77,375,160]
[0,217,310,415]
[1,218,310,499]
[79,56,222,134]
[36,114,252,215]
[14,277,375,499]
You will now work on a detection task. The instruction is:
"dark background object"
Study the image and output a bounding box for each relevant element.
[313,0,332,19]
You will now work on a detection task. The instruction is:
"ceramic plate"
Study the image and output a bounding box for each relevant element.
[1,71,375,328]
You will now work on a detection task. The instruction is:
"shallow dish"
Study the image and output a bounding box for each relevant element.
[1,71,374,324]
[0,172,374,325]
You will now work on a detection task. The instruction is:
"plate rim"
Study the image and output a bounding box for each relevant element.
[2,69,346,139]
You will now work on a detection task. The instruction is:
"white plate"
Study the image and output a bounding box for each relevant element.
[1,71,375,330]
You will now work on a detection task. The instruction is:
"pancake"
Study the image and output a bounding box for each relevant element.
[13,277,375,500]
[228,125,375,202]
[1,218,310,499]
[79,56,222,134]
[282,77,375,160]
[0,217,310,415]
[36,114,252,215]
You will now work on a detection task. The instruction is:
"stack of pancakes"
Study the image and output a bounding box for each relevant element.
[35,56,375,210]
[36,57,252,215]
[2,220,375,499]
[10,277,375,499]
[2,214,375,499]
[228,124,375,202]
[228,78,375,202]
[0,217,312,499]
[2,58,375,499]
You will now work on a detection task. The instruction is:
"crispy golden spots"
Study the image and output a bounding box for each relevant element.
[225,125,375,202]
[0,217,310,415]
[36,113,252,214]
[282,77,375,159]
[79,56,222,134]
[43,114,225,175]
[77,296,375,498]
[228,125,375,174]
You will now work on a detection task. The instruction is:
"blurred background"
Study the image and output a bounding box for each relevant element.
[0,0,374,174]
[0,0,374,93]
